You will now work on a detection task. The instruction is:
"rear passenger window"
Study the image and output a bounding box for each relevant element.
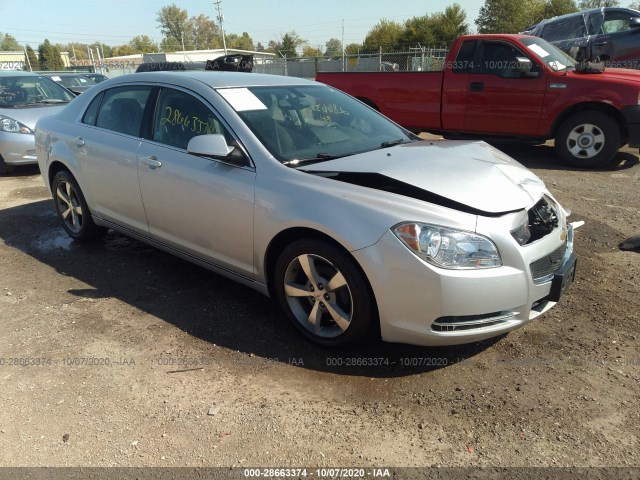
[541,16,586,41]
[82,92,103,126]
[453,40,477,73]
[152,88,228,150]
[96,86,152,137]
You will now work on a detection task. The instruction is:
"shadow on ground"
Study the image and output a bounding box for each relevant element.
[0,199,501,378]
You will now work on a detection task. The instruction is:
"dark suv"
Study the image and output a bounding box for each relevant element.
[523,8,640,68]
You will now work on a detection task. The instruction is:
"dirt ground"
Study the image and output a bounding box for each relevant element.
[0,140,638,472]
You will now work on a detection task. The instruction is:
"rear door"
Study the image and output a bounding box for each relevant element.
[463,40,547,136]
[74,85,153,234]
[591,8,640,66]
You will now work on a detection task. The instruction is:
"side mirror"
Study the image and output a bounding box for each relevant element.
[513,57,533,73]
[630,17,640,29]
[187,134,247,166]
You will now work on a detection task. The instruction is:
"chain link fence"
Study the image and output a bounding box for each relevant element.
[254,48,449,79]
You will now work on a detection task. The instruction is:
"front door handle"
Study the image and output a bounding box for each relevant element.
[469,81,484,92]
[139,155,162,169]
[74,136,85,147]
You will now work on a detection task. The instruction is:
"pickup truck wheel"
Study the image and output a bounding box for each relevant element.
[274,240,374,347]
[555,111,620,168]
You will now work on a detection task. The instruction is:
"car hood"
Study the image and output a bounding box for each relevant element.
[300,140,546,215]
[0,104,67,129]
[572,68,640,82]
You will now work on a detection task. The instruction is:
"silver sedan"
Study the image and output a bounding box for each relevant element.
[35,71,578,347]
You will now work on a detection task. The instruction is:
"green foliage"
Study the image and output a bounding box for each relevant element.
[476,0,546,33]
[38,39,65,71]
[226,32,254,51]
[344,43,361,55]
[362,19,404,52]
[24,45,38,71]
[324,38,343,58]
[578,0,619,7]
[129,35,159,54]
[0,33,21,51]
[156,4,221,50]
[268,31,306,58]
[542,0,578,17]
[302,46,323,57]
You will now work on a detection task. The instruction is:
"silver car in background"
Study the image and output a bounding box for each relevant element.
[0,71,75,174]
[35,72,578,347]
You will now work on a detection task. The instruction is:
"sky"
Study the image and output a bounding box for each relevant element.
[0,0,485,51]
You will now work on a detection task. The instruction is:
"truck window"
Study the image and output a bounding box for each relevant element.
[541,15,586,41]
[452,40,477,73]
[479,42,536,78]
[603,10,637,33]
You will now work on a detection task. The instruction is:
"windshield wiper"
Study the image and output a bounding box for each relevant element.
[26,99,70,105]
[380,138,404,148]
[283,153,343,167]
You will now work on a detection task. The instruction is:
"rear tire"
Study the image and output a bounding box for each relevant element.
[274,239,375,347]
[555,111,621,168]
[52,170,107,241]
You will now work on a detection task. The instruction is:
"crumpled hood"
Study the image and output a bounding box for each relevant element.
[0,104,66,130]
[300,140,546,214]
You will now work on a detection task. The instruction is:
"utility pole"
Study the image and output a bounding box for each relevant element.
[341,19,345,72]
[214,0,228,55]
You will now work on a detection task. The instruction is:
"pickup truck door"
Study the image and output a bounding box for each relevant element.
[463,40,547,136]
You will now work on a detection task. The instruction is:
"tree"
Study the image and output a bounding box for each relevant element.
[0,33,21,51]
[302,45,323,57]
[344,43,361,55]
[476,0,546,33]
[429,4,469,47]
[160,37,181,53]
[542,0,578,17]
[191,14,220,49]
[362,19,404,52]
[38,39,64,70]
[268,31,306,58]
[129,35,158,54]
[24,45,38,71]
[578,0,619,7]
[324,38,343,58]
[111,45,137,57]
[157,4,190,47]
[226,32,254,50]
[255,42,265,52]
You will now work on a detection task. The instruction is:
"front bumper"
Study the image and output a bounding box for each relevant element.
[0,132,38,166]
[352,220,575,347]
[621,105,640,148]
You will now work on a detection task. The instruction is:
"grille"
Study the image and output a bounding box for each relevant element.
[530,242,567,283]
[432,311,516,332]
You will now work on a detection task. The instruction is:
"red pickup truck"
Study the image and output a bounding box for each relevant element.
[316,34,640,168]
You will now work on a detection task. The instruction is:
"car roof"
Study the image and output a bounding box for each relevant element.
[128,71,315,89]
[537,6,638,26]
[0,71,37,77]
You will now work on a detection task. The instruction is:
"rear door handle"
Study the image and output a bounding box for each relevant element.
[469,81,484,92]
[74,136,85,147]
[139,155,162,169]
[594,41,607,47]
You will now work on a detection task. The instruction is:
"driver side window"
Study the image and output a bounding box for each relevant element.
[479,43,536,78]
[153,88,228,150]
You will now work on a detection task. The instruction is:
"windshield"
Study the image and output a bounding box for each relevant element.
[56,75,95,88]
[520,37,577,72]
[0,75,75,107]
[219,85,417,164]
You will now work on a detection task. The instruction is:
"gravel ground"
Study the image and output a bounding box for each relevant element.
[0,141,638,472]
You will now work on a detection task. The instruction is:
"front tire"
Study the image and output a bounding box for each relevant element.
[274,239,375,347]
[52,170,106,241]
[555,111,621,168]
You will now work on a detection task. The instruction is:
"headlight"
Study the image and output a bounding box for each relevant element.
[392,222,502,269]
[0,115,33,134]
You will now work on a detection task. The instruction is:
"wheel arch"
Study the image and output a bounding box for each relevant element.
[550,102,627,144]
[47,160,73,190]
[263,227,379,315]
